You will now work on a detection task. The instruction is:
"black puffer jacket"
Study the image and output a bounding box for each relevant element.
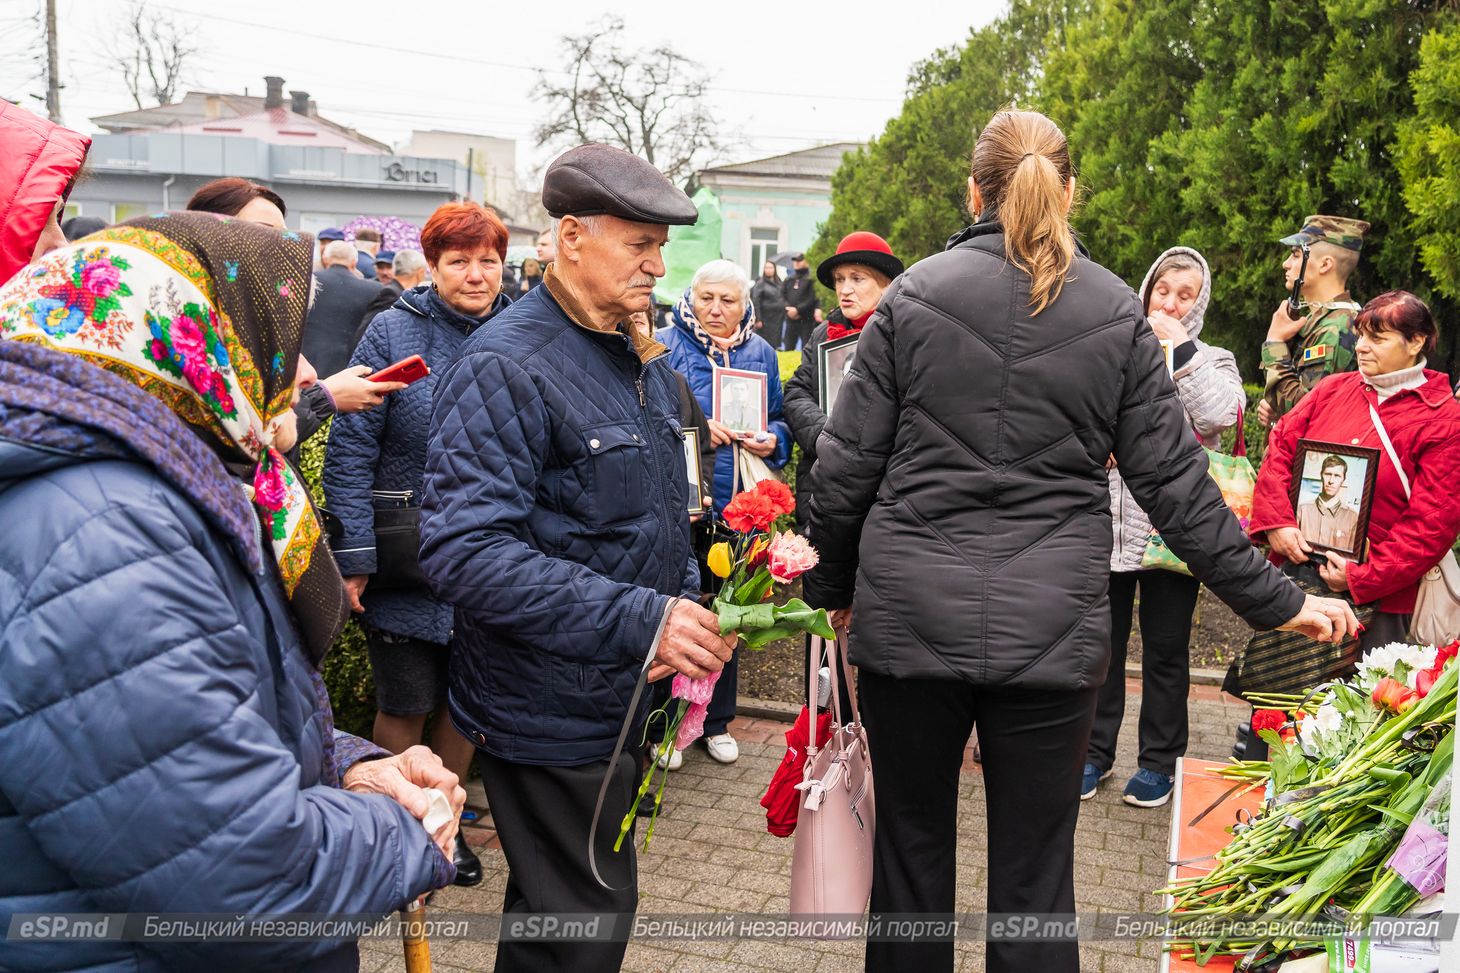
[804,223,1304,690]
[782,308,846,526]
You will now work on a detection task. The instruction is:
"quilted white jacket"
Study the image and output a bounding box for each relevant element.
[1109,247,1244,572]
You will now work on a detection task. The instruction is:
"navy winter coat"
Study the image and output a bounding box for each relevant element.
[324,285,508,645]
[656,320,791,513]
[420,283,699,766]
[0,420,443,972]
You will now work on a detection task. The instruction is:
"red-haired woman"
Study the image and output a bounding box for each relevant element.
[1251,291,1460,652]
[322,201,511,887]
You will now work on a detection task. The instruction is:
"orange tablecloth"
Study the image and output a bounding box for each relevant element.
[1160,757,1265,973]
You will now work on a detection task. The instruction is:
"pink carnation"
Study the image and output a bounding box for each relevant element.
[81,261,121,298]
[253,457,288,512]
[671,669,720,750]
[767,530,819,583]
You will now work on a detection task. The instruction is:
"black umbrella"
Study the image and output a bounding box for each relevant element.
[771,251,803,269]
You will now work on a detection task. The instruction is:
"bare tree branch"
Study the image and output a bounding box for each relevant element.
[534,17,724,187]
[104,2,200,110]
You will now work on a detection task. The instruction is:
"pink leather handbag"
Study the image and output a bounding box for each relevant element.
[789,633,875,917]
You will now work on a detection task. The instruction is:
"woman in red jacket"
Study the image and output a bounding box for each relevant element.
[0,102,89,283]
[1251,291,1460,648]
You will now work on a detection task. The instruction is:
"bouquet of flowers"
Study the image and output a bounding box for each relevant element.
[1160,640,1458,967]
[615,479,835,851]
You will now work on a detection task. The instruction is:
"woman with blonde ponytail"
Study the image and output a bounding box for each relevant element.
[803,109,1358,973]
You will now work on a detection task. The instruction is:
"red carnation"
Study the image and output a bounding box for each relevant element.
[753,479,795,517]
[1251,709,1286,735]
[723,491,776,533]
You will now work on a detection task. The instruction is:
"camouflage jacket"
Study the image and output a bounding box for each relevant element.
[1261,293,1359,419]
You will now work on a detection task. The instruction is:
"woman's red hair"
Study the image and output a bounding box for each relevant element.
[1355,290,1437,354]
[420,202,508,265]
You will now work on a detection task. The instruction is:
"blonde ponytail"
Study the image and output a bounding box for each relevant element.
[971,110,1076,316]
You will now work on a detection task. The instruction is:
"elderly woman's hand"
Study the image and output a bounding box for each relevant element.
[343,745,466,859]
[1318,551,1352,593]
[1266,526,1312,564]
[741,433,777,458]
[706,418,736,447]
[1147,311,1189,345]
[323,365,409,413]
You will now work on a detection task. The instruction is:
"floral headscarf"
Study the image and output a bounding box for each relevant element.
[0,212,347,662]
[671,285,756,367]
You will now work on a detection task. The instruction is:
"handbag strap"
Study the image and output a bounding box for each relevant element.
[1368,404,1412,499]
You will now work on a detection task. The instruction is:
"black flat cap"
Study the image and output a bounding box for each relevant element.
[542,143,698,226]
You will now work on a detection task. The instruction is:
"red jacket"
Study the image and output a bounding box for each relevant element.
[0,102,89,285]
[1250,370,1460,613]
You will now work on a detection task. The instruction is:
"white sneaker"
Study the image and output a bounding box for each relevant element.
[655,745,682,771]
[704,733,739,764]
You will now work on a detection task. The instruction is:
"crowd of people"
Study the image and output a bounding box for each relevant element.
[1,91,1457,973]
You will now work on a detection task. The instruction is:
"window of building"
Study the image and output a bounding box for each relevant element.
[748,227,781,276]
[112,202,149,223]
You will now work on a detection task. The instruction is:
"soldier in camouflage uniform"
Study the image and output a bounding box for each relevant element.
[1258,215,1369,425]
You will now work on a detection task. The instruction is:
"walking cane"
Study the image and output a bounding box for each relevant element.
[402,895,431,973]
[403,787,455,973]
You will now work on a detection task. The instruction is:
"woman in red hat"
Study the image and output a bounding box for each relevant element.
[783,231,903,707]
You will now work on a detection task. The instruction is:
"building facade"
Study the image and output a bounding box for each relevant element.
[75,77,468,233]
[696,142,861,276]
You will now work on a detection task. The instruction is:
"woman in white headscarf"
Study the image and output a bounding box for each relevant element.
[1083,247,1244,809]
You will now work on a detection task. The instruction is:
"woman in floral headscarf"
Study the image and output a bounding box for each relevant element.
[0,212,462,972]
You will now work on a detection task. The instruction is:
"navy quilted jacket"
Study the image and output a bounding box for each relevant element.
[0,426,443,972]
[323,285,508,644]
[657,320,791,513]
[421,284,699,766]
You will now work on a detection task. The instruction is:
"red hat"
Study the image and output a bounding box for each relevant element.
[816,231,903,288]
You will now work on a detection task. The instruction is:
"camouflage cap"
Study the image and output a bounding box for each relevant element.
[1279,215,1370,252]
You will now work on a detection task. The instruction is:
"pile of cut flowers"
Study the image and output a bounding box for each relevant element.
[1160,640,1456,969]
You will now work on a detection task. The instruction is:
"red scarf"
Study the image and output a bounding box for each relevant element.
[826,310,873,341]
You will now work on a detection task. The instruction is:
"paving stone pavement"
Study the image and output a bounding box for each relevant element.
[358,679,1249,973]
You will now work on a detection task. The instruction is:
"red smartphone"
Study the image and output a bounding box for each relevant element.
[371,355,429,386]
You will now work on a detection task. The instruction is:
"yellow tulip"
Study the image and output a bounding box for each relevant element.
[707,542,733,579]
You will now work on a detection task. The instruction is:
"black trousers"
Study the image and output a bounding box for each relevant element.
[858,670,1097,973]
[1087,570,1201,776]
[477,750,639,973]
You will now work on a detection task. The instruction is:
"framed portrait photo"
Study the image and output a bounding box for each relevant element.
[712,366,768,436]
[1288,439,1380,562]
[1158,338,1175,376]
[818,333,860,414]
[683,427,706,516]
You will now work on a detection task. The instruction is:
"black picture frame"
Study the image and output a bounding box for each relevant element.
[818,332,860,414]
[683,427,706,516]
[1288,439,1380,563]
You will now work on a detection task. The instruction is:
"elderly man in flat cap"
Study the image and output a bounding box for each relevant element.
[420,143,736,973]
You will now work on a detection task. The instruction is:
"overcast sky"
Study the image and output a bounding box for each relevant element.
[2,0,1004,180]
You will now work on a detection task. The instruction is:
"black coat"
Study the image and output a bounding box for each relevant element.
[781,308,848,526]
[301,265,397,377]
[751,275,786,330]
[781,269,818,326]
[804,223,1305,690]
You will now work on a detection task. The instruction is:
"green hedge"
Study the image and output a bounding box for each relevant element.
[297,421,377,739]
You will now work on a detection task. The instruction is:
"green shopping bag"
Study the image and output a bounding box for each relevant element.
[1141,410,1256,576]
